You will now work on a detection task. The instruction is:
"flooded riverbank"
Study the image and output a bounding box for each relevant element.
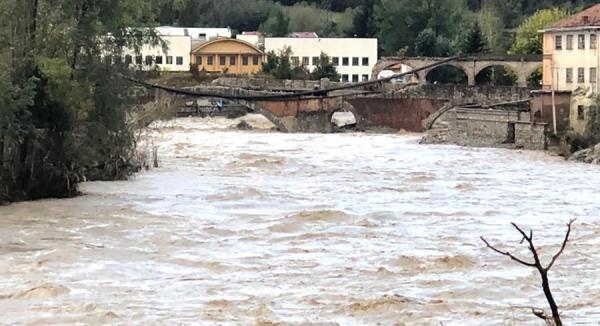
[1,115,599,325]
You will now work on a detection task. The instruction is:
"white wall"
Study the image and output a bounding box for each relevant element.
[264,37,378,82]
[237,34,262,48]
[548,29,600,94]
[120,35,192,72]
[156,26,232,40]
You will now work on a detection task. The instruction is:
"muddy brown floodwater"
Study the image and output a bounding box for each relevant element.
[1,114,600,325]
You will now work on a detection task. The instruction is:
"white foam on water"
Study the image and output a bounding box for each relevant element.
[1,116,599,325]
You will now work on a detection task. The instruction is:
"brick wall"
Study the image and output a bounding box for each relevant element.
[349,98,447,131]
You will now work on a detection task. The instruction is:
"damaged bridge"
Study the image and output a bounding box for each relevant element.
[132,56,535,133]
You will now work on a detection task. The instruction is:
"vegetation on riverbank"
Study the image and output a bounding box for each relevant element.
[0,1,158,204]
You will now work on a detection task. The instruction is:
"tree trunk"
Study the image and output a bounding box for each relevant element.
[541,270,562,326]
[31,0,38,42]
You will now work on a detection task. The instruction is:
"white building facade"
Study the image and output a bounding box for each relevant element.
[264,37,378,82]
[117,35,192,72]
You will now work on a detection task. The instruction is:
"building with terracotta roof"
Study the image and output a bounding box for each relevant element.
[539,4,600,135]
[190,38,264,75]
[541,4,600,93]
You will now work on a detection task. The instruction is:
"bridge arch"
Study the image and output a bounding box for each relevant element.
[375,56,543,87]
[526,66,543,88]
[424,64,469,85]
[474,64,518,86]
[327,101,364,131]
[473,61,543,88]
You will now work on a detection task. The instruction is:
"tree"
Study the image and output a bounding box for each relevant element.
[310,52,340,81]
[414,29,437,56]
[347,0,378,37]
[259,5,290,37]
[476,4,510,54]
[0,0,158,203]
[460,22,488,54]
[414,29,451,57]
[375,0,469,56]
[510,8,568,55]
[262,47,294,79]
[481,219,576,326]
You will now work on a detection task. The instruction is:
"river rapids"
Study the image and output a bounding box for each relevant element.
[1,114,599,325]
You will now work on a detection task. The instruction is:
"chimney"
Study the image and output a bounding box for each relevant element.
[582,15,589,24]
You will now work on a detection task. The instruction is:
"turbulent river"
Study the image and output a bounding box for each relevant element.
[1,114,600,325]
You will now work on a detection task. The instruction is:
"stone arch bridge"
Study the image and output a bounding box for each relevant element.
[150,84,364,133]
[374,55,543,87]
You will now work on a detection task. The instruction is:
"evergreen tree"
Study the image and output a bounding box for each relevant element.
[461,22,488,54]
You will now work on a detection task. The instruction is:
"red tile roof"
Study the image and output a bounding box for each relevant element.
[550,4,600,29]
[288,32,319,38]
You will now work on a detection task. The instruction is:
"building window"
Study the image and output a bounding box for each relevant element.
[230,55,236,65]
[578,34,585,49]
[302,56,309,66]
[145,55,153,65]
[352,57,359,66]
[291,56,299,67]
[332,57,339,66]
[176,56,183,65]
[135,55,143,65]
[342,57,349,66]
[591,34,597,49]
[103,55,112,64]
[341,74,349,82]
[566,35,573,50]
[352,74,359,83]
[166,56,173,64]
[253,56,260,65]
[125,55,132,64]
[577,105,585,120]
[578,67,585,83]
[555,35,562,50]
[242,56,249,66]
[207,55,213,65]
[219,55,226,65]
[155,56,163,65]
[312,56,320,66]
[566,68,573,83]
[362,57,369,66]
[195,55,201,64]
[362,74,369,81]
[591,68,597,83]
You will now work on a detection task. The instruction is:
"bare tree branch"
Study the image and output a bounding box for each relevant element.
[480,236,536,267]
[532,308,553,326]
[481,219,577,326]
[546,218,576,271]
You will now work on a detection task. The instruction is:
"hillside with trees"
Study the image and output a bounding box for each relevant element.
[150,0,597,55]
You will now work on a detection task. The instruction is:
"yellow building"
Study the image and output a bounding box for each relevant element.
[541,4,600,93]
[190,38,264,74]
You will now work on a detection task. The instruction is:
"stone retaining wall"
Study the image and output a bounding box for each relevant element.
[447,108,547,150]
